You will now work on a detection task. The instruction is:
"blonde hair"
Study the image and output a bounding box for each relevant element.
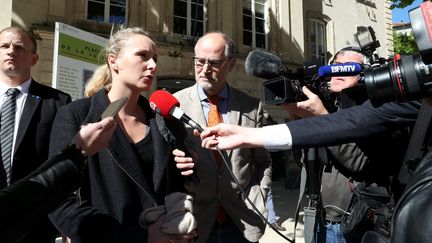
[85,27,155,97]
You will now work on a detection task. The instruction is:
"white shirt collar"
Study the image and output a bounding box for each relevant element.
[0,79,32,96]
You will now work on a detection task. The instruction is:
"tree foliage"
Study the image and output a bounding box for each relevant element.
[390,0,416,9]
[393,31,418,54]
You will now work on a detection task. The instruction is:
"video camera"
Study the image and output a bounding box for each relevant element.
[364,1,432,106]
[321,2,432,106]
[245,50,335,111]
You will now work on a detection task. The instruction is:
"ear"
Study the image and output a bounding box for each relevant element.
[227,58,236,72]
[31,53,39,66]
[107,53,118,71]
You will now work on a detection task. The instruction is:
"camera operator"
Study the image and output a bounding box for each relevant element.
[282,46,412,243]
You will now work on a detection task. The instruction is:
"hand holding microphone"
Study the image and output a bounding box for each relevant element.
[149,90,202,184]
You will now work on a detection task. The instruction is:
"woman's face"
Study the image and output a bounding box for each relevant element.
[110,34,157,92]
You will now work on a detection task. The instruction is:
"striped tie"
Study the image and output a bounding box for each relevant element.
[0,88,20,187]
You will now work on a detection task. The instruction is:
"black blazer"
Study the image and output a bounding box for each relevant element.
[391,148,432,243]
[9,79,71,243]
[0,146,85,243]
[48,90,185,243]
[11,80,71,182]
[287,100,421,148]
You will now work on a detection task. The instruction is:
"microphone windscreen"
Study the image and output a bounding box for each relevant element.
[245,49,284,79]
[149,90,180,118]
[318,62,362,77]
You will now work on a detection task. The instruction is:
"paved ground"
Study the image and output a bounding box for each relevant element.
[259,179,306,243]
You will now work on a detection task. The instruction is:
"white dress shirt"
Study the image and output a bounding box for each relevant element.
[262,124,293,151]
[0,79,31,166]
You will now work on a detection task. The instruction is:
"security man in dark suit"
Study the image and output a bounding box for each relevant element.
[0,26,71,242]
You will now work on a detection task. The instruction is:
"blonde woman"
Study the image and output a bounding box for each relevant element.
[48,27,196,243]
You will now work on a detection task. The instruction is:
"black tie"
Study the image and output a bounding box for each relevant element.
[0,88,20,187]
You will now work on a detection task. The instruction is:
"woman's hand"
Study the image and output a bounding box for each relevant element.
[173,149,197,176]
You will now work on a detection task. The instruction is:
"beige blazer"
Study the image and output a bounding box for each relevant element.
[174,84,272,242]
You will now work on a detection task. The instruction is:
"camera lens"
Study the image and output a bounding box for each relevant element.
[364,55,432,106]
[262,77,304,104]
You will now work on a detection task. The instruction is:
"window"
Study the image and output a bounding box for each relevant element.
[309,19,327,65]
[87,0,127,24]
[174,0,205,37]
[243,0,267,48]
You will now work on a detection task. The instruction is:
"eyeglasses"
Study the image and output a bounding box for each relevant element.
[193,57,229,70]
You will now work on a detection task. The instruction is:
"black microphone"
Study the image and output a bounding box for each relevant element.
[154,115,200,184]
[245,49,302,80]
[245,49,286,79]
[169,106,204,133]
[149,90,202,184]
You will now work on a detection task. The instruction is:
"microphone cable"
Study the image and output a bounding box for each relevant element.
[215,145,295,243]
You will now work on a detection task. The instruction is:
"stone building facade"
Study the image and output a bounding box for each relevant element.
[1,0,392,121]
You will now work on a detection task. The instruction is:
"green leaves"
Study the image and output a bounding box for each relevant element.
[390,0,415,9]
[393,31,418,55]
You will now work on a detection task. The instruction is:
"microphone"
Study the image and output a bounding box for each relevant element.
[318,62,363,77]
[149,90,204,132]
[149,90,203,185]
[245,49,302,79]
[245,49,285,79]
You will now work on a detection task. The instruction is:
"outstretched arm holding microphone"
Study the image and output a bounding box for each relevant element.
[199,98,420,151]
[0,117,116,243]
[198,123,291,150]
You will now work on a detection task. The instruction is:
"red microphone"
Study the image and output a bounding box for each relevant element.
[149,90,201,184]
[149,90,204,132]
[149,90,179,117]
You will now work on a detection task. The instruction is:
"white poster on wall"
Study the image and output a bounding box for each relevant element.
[52,22,107,100]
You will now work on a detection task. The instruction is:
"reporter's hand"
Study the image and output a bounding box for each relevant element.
[148,215,198,243]
[281,86,329,118]
[173,149,196,176]
[72,117,116,156]
[200,124,263,150]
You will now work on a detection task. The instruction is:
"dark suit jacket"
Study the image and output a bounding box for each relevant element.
[391,147,432,243]
[9,79,71,243]
[391,102,432,243]
[11,80,71,183]
[287,100,421,148]
[0,146,84,243]
[48,90,185,243]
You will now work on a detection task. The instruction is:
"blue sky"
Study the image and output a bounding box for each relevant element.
[392,0,422,22]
